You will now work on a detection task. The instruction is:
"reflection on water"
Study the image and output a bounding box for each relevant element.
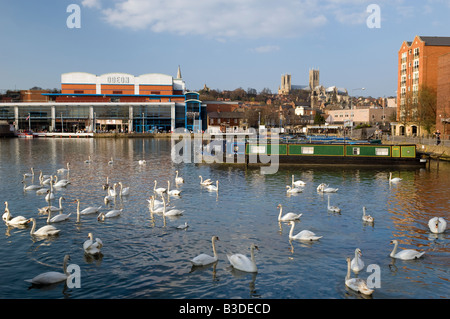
[0,138,448,299]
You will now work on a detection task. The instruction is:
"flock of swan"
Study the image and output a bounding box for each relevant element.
[279,173,446,296]
[2,163,447,296]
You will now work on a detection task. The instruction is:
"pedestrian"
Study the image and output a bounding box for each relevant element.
[435,129,441,145]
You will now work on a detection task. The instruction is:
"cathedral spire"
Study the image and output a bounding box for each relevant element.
[177,65,182,79]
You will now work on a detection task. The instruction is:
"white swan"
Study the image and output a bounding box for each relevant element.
[292,175,306,187]
[327,195,341,213]
[161,196,183,216]
[23,167,35,178]
[227,244,258,273]
[38,196,65,214]
[317,183,338,193]
[154,180,167,194]
[286,185,302,194]
[108,157,114,165]
[389,172,402,184]
[80,204,102,215]
[147,195,164,210]
[288,221,322,241]
[57,162,70,174]
[389,240,425,260]
[84,155,92,164]
[29,218,60,236]
[119,182,130,196]
[428,217,447,234]
[3,202,30,226]
[206,180,219,192]
[97,209,122,221]
[53,175,70,188]
[22,180,42,191]
[25,255,71,285]
[138,159,146,165]
[345,257,374,295]
[199,175,213,186]
[277,204,302,222]
[351,248,364,273]
[175,170,184,184]
[191,236,219,266]
[167,180,181,196]
[362,206,374,223]
[46,207,71,223]
[108,183,118,197]
[35,187,49,195]
[102,176,110,190]
[83,233,103,255]
[45,189,55,202]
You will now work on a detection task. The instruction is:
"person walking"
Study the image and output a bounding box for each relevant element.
[435,129,441,145]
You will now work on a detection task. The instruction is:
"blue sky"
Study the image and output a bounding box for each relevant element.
[0,0,449,98]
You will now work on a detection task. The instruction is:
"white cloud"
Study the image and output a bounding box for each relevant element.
[250,45,280,53]
[81,0,101,9]
[96,0,328,39]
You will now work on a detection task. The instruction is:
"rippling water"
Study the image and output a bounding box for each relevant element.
[0,138,448,299]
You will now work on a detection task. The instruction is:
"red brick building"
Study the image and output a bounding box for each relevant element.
[437,53,450,137]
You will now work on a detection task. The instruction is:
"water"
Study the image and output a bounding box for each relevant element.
[0,138,448,299]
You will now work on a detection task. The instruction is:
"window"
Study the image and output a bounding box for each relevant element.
[352,147,360,155]
[113,91,122,94]
[74,90,84,94]
[151,91,160,95]
[251,145,266,154]
[301,147,314,154]
[375,148,389,156]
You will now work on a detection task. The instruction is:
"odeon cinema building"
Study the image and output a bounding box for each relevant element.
[2,67,206,133]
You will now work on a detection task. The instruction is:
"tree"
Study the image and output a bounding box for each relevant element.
[314,113,325,124]
[417,85,437,134]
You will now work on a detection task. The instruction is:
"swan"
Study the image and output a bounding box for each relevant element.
[29,218,60,236]
[389,172,402,184]
[97,209,122,221]
[191,236,219,266]
[286,185,302,194]
[35,187,49,195]
[80,204,102,215]
[38,196,65,214]
[345,257,374,295]
[175,170,184,184]
[25,255,71,285]
[119,182,130,196]
[154,180,167,194]
[83,233,103,255]
[161,196,183,217]
[327,195,341,213]
[428,217,446,234]
[45,189,55,202]
[277,204,302,222]
[362,206,374,223]
[108,183,118,197]
[351,248,364,273]
[292,175,306,187]
[227,243,258,273]
[389,240,425,260]
[147,195,164,209]
[199,175,213,186]
[46,208,71,223]
[206,180,219,192]
[102,176,110,190]
[22,180,42,191]
[167,180,181,196]
[108,157,114,165]
[3,202,30,226]
[104,188,115,204]
[57,162,70,174]
[84,155,92,164]
[53,175,70,188]
[317,183,338,193]
[289,221,322,241]
[23,167,35,178]
[138,159,146,165]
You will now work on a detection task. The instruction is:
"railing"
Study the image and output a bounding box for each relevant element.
[387,134,449,146]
